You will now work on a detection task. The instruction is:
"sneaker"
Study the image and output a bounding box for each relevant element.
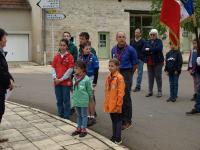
[156,92,162,98]
[122,122,132,130]
[145,93,153,97]
[94,112,98,117]
[70,108,76,115]
[87,118,96,127]
[114,140,122,145]
[186,109,200,115]
[0,138,8,143]
[171,98,176,102]
[110,137,115,142]
[71,128,81,136]
[133,87,140,92]
[191,93,197,101]
[166,97,172,102]
[79,129,87,137]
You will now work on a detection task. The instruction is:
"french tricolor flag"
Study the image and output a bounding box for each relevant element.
[160,0,193,46]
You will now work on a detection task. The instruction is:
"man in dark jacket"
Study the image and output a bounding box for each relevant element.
[130,28,145,92]
[0,28,14,143]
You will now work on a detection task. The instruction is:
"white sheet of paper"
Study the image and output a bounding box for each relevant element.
[5,89,13,100]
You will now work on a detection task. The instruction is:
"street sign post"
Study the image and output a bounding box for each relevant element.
[46,13,66,20]
[37,0,60,9]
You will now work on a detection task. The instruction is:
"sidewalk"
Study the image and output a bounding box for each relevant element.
[0,102,128,150]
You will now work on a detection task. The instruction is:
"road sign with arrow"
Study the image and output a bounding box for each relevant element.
[46,13,66,20]
[37,0,60,9]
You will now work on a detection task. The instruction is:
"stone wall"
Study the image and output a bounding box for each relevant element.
[45,0,151,62]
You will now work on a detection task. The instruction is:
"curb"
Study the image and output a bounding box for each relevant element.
[6,101,129,150]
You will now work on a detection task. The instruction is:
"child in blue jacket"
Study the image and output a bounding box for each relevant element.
[78,42,99,126]
[164,42,183,102]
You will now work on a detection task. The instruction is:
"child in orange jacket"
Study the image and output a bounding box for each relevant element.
[104,58,125,145]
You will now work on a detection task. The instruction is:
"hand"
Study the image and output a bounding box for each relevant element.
[188,69,192,74]
[175,71,178,75]
[92,84,97,91]
[9,79,14,90]
[196,57,200,66]
[54,78,62,85]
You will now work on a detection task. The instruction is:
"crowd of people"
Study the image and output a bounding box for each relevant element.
[0,27,200,145]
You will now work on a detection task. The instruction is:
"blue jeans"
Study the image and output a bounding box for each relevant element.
[169,73,179,99]
[55,85,71,119]
[76,107,88,129]
[195,73,200,112]
[136,59,144,88]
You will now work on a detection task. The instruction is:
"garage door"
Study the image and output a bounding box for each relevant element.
[4,34,29,61]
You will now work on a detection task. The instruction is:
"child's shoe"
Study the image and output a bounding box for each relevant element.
[71,128,81,136]
[114,140,122,145]
[79,128,87,137]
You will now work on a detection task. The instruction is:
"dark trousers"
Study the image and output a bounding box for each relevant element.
[147,64,163,93]
[120,69,133,124]
[0,88,6,123]
[169,73,179,99]
[195,73,200,112]
[110,113,122,142]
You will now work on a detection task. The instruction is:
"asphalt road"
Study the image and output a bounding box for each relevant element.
[8,71,200,150]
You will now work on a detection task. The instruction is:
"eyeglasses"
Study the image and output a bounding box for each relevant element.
[150,34,156,36]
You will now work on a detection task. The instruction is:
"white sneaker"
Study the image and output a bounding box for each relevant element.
[115,140,122,145]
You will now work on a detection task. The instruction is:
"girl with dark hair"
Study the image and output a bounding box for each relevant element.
[51,39,74,119]
[71,61,93,137]
[78,42,99,126]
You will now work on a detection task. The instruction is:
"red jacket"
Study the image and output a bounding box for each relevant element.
[52,52,74,86]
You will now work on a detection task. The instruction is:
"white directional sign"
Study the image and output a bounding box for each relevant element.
[46,13,66,20]
[37,0,60,9]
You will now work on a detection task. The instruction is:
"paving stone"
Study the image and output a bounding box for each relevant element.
[82,138,109,150]
[0,141,10,149]
[23,115,41,121]
[22,129,48,142]
[34,122,55,130]
[28,119,46,124]
[0,129,26,142]
[12,143,39,150]
[51,134,74,142]
[64,143,94,150]
[12,108,27,112]
[50,121,66,127]
[16,111,33,117]
[33,139,62,150]
[5,115,24,122]
[18,127,38,133]
[57,139,80,147]
[42,128,64,137]
[58,125,75,133]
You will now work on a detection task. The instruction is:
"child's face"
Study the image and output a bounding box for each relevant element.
[193,41,197,49]
[109,62,118,74]
[59,41,68,52]
[83,46,91,54]
[74,66,83,75]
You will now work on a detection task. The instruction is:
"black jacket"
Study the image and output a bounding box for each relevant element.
[164,50,183,74]
[0,51,13,89]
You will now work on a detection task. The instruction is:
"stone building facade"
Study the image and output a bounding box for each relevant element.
[45,0,152,63]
